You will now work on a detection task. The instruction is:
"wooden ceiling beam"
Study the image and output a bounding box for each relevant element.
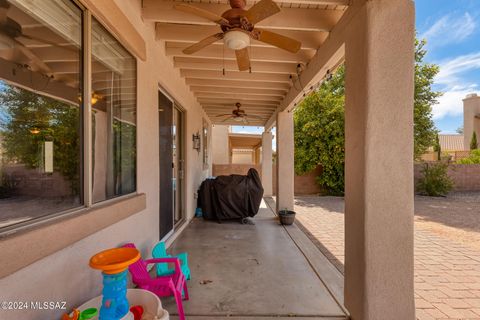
[156,24,327,50]
[191,86,286,96]
[203,103,278,109]
[212,120,266,126]
[143,0,343,32]
[166,42,315,63]
[186,78,290,90]
[175,57,297,74]
[195,92,283,101]
[182,69,292,83]
[205,110,275,116]
[32,46,80,63]
[202,103,278,110]
[198,96,280,104]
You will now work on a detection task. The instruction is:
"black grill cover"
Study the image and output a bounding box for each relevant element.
[198,168,264,221]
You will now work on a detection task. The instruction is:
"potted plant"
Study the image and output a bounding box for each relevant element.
[278,209,296,225]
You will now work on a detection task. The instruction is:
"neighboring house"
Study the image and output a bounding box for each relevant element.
[422,93,480,161]
[422,134,467,161]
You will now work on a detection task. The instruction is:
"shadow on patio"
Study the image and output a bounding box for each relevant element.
[162,199,348,320]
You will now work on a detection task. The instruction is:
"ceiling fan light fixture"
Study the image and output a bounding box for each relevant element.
[233,116,244,122]
[224,30,250,50]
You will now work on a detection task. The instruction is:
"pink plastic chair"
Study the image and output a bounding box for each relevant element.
[122,243,189,320]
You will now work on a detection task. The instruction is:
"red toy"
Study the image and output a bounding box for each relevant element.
[129,305,144,320]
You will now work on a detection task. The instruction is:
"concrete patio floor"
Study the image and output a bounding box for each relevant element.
[162,200,348,320]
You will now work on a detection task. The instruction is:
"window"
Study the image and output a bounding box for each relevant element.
[0,0,137,231]
[0,0,83,229]
[91,18,136,203]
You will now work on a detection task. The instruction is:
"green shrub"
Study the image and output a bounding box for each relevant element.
[471,132,478,150]
[416,162,453,197]
[458,149,480,164]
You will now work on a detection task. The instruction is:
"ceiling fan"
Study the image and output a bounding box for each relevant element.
[175,0,301,71]
[214,102,263,123]
[0,0,64,74]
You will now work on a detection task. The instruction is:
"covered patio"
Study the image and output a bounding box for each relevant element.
[163,199,347,319]
[0,0,415,319]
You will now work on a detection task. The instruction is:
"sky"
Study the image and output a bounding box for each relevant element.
[233,0,480,136]
[416,0,480,133]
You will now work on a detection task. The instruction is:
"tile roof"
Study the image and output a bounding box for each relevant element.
[439,134,465,151]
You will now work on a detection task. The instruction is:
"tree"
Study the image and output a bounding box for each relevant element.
[433,134,441,161]
[294,66,345,195]
[0,83,81,195]
[414,39,441,159]
[470,131,478,150]
[294,38,440,195]
[456,125,464,134]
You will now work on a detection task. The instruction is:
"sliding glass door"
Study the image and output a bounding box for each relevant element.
[158,90,184,240]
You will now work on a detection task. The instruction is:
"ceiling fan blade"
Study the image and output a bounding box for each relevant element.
[221,116,234,122]
[183,33,224,54]
[244,114,264,119]
[14,40,53,75]
[254,28,301,53]
[244,0,280,25]
[174,4,230,26]
[235,48,250,72]
[214,113,233,117]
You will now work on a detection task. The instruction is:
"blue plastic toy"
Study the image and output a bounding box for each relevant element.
[152,242,191,280]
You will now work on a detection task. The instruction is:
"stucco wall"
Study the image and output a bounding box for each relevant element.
[0,1,210,319]
[213,164,261,176]
[231,150,254,164]
[273,165,323,195]
[414,163,480,192]
[212,164,323,195]
[211,125,230,164]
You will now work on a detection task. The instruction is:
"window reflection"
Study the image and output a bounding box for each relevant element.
[0,0,82,228]
[91,18,136,203]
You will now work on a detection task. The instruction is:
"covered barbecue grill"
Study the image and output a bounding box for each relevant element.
[198,168,264,222]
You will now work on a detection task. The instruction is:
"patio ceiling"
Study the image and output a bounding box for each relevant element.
[229,133,262,149]
[143,0,349,126]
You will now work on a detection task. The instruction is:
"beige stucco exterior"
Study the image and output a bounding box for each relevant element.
[344,0,415,319]
[0,0,417,319]
[0,1,210,319]
[211,125,230,164]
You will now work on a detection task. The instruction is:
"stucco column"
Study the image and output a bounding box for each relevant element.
[261,131,273,196]
[275,110,294,212]
[463,93,480,150]
[344,1,415,319]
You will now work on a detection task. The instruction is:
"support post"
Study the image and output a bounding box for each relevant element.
[275,110,294,213]
[261,131,273,196]
[344,1,415,319]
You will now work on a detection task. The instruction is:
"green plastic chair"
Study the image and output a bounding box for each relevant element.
[152,242,191,280]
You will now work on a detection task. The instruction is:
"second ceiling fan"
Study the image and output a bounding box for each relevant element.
[175,0,301,71]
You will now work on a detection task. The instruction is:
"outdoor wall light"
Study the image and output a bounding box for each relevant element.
[224,30,250,50]
[192,132,201,152]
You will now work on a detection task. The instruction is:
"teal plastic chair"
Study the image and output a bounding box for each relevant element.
[152,242,191,280]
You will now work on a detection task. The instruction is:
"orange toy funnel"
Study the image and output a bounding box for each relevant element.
[89,247,140,274]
